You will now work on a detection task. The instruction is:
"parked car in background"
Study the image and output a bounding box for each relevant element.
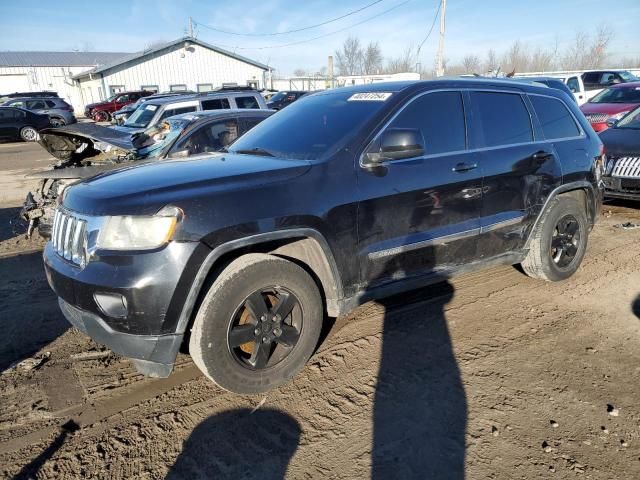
[21,109,274,237]
[266,90,308,110]
[580,82,640,132]
[2,97,77,126]
[42,79,603,393]
[112,91,196,125]
[0,106,50,141]
[115,89,268,134]
[513,77,577,102]
[582,70,639,91]
[600,105,640,201]
[84,90,154,122]
[0,91,58,103]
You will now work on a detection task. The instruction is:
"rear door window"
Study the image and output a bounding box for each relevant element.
[385,90,466,155]
[26,100,46,109]
[235,96,259,109]
[201,98,230,110]
[469,91,533,147]
[529,95,581,140]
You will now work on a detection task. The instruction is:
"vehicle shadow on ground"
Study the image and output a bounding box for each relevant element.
[0,251,69,371]
[633,295,640,319]
[165,408,301,479]
[0,206,25,242]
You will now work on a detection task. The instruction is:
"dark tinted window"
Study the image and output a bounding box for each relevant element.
[229,90,389,160]
[0,108,24,120]
[582,72,599,83]
[26,100,46,109]
[470,91,532,147]
[567,77,579,93]
[45,100,56,108]
[158,105,197,121]
[235,96,259,109]
[201,98,230,110]
[386,91,466,155]
[530,95,580,140]
[590,87,640,104]
[242,116,267,132]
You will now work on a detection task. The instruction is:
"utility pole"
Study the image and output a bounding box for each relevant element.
[189,17,194,38]
[435,0,446,77]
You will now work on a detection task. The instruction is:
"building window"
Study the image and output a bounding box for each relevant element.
[170,84,188,92]
[109,85,126,95]
[141,85,159,93]
[247,80,258,89]
[197,83,213,92]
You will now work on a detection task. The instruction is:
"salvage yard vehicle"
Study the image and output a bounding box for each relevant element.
[2,96,77,126]
[600,105,640,201]
[43,79,604,394]
[582,70,639,92]
[266,90,308,110]
[21,109,274,237]
[111,91,196,125]
[84,90,154,122]
[0,106,50,141]
[580,82,640,132]
[0,90,59,103]
[116,88,268,134]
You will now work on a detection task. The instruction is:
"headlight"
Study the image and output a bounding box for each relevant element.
[96,206,180,250]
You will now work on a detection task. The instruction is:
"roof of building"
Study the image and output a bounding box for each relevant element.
[0,51,129,67]
[73,37,270,80]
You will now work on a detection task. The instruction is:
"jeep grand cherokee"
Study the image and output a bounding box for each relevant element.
[43,79,604,394]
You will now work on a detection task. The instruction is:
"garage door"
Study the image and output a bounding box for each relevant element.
[0,74,29,95]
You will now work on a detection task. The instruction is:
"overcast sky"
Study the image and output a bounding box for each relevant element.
[1,0,639,75]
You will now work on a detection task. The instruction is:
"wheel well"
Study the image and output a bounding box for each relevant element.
[558,188,593,223]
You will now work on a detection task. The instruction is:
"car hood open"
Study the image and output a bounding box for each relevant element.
[37,123,136,165]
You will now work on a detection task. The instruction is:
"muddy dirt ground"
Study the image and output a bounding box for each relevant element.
[1,141,640,479]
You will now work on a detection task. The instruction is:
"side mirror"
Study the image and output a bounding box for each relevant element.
[168,149,190,159]
[365,128,425,164]
[606,117,619,128]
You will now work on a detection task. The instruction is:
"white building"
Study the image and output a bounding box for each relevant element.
[73,38,269,109]
[1,37,270,114]
[0,51,128,111]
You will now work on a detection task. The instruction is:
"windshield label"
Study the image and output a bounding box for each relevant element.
[347,92,392,102]
[145,105,158,111]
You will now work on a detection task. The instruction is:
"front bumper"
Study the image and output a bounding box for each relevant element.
[602,176,640,201]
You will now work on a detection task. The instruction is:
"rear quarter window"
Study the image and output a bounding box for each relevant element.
[201,98,230,110]
[235,96,260,109]
[529,95,581,140]
[469,91,533,147]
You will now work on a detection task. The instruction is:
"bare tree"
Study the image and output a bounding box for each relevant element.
[462,54,481,73]
[335,36,363,75]
[362,42,383,75]
[484,49,498,73]
[293,68,308,77]
[385,45,416,74]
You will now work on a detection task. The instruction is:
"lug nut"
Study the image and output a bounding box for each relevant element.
[260,315,266,322]
[273,328,282,337]
[254,328,260,336]
[272,315,277,321]
[262,336,268,343]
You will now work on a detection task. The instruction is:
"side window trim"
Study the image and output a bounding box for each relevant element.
[358,88,470,166]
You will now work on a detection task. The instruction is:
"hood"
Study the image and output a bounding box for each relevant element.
[37,123,135,165]
[63,153,312,216]
[111,124,144,134]
[580,103,637,115]
[27,162,143,180]
[599,127,640,157]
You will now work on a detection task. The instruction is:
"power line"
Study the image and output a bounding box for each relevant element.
[416,1,441,57]
[208,1,411,51]
[194,0,384,37]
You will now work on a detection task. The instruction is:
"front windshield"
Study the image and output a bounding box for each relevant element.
[619,71,639,82]
[269,92,287,102]
[105,94,118,102]
[124,103,159,128]
[616,105,640,129]
[132,118,189,158]
[590,86,640,104]
[229,90,391,160]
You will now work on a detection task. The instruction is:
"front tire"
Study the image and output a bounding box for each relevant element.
[189,253,323,394]
[20,126,38,142]
[93,110,110,122]
[520,195,589,282]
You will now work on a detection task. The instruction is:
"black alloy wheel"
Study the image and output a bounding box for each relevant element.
[227,287,302,370]
[550,214,581,269]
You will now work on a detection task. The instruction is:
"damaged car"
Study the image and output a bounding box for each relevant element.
[22,109,274,237]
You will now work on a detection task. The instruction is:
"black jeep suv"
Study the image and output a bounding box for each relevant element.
[43,79,604,394]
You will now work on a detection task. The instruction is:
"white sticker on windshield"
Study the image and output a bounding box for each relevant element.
[145,104,158,111]
[347,92,392,101]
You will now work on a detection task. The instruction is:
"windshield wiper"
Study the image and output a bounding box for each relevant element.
[233,147,275,157]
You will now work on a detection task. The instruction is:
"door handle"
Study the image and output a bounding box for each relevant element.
[452,162,478,172]
[532,151,553,163]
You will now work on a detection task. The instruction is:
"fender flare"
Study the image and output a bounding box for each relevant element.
[524,180,599,250]
[175,228,344,334]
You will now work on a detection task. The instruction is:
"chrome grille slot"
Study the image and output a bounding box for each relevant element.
[612,157,640,178]
[51,208,87,266]
[586,113,608,123]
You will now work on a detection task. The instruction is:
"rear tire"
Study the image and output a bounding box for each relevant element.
[20,126,38,142]
[49,117,66,127]
[189,253,323,394]
[93,110,110,122]
[520,195,589,282]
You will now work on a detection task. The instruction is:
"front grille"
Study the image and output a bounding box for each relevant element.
[585,113,608,123]
[52,208,87,266]
[621,178,640,192]
[612,157,640,178]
